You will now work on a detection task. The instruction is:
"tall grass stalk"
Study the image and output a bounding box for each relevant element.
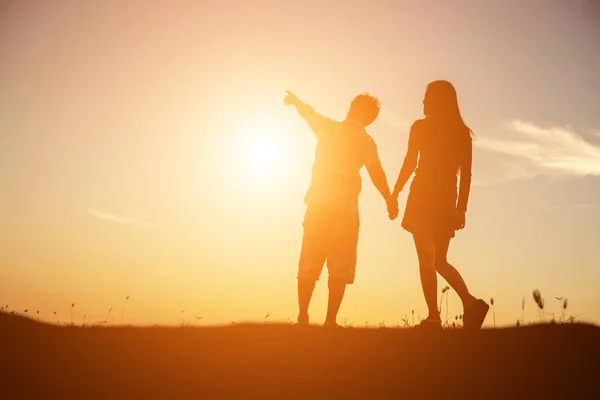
[121,296,130,325]
[490,298,496,328]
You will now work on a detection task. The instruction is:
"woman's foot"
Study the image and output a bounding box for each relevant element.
[415,316,442,330]
[463,299,489,329]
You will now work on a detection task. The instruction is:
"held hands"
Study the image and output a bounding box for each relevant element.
[386,192,466,227]
[386,194,399,221]
[284,90,298,106]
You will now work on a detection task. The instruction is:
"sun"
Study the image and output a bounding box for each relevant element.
[244,137,286,182]
[249,138,282,175]
[226,109,297,187]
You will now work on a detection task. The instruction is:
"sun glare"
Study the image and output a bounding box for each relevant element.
[230,114,290,183]
[249,138,282,177]
[224,107,307,191]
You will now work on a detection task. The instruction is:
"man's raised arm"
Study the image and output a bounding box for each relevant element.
[284,90,331,137]
[284,91,317,120]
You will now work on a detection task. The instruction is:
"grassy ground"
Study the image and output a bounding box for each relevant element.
[1,312,598,399]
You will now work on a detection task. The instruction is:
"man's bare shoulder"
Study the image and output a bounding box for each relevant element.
[308,114,339,137]
[362,130,377,145]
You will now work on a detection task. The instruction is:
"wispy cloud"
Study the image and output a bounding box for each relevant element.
[86,209,138,225]
[539,203,598,211]
[479,120,600,176]
[379,111,411,130]
[471,157,540,187]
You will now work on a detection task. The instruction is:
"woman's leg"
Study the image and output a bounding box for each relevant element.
[413,232,440,321]
[433,235,476,309]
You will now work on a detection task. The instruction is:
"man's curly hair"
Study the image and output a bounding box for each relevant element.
[349,93,380,127]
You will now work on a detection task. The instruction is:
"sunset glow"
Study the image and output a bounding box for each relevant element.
[247,138,284,179]
[1,1,599,328]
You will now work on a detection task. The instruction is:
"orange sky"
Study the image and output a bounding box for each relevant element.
[1,1,599,326]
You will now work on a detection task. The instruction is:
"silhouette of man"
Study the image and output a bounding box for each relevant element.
[285,91,395,327]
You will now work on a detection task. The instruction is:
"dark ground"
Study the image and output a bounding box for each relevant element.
[1,312,599,399]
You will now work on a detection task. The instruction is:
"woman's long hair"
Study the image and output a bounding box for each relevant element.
[423,80,474,140]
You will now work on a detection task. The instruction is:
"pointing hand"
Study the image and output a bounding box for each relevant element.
[284,90,298,106]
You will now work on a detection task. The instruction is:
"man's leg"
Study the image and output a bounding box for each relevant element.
[324,279,346,326]
[324,211,358,327]
[298,279,316,325]
[297,206,327,325]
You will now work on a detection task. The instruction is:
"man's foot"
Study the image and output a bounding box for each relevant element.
[463,299,489,330]
[297,314,309,327]
[323,320,342,329]
[415,316,442,330]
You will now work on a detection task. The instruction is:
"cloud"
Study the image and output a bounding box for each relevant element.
[379,111,411,130]
[86,209,138,225]
[539,203,598,210]
[478,120,600,177]
[471,156,540,187]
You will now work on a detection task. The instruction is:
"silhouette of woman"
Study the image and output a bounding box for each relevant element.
[388,80,488,329]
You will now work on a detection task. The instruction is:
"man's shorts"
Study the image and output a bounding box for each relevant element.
[297,204,360,284]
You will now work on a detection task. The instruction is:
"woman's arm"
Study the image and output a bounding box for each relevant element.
[456,138,472,213]
[391,122,419,197]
